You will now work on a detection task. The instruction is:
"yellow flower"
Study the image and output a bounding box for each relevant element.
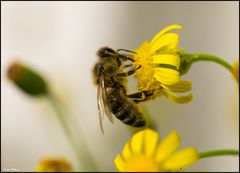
[114,128,199,172]
[35,157,73,172]
[132,25,192,103]
[232,60,239,83]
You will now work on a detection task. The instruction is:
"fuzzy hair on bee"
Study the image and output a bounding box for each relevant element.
[92,47,146,133]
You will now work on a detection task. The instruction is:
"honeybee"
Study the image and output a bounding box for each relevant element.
[93,47,154,133]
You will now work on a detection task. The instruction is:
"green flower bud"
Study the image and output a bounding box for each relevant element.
[7,62,48,96]
[179,56,194,75]
[177,49,194,75]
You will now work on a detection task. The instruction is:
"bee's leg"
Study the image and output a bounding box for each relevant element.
[124,64,133,68]
[117,65,141,77]
[127,90,155,103]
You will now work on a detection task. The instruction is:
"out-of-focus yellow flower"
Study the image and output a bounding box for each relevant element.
[232,60,239,83]
[35,157,73,172]
[132,25,192,103]
[114,128,199,172]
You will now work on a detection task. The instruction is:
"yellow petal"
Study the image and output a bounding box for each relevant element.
[152,54,180,69]
[163,90,192,104]
[161,147,199,171]
[122,141,132,160]
[155,131,180,163]
[143,129,159,156]
[129,129,159,156]
[114,154,126,172]
[162,80,192,93]
[151,24,183,45]
[134,41,151,60]
[154,68,180,85]
[129,129,145,154]
[151,33,180,53]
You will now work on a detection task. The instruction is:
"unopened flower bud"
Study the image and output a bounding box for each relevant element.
[7,62,48,96]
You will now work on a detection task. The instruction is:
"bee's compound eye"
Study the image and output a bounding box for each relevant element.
[98,47,116,58]
[104,48,115,55]
[104,49,109,54]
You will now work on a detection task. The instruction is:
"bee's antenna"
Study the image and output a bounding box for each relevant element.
[117,49,137,54]
[105,52,116,57]
[118,54,135,62]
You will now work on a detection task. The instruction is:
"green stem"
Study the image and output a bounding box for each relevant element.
[46,93,98,171]
[199,149,239,159]
[190,54,233,73]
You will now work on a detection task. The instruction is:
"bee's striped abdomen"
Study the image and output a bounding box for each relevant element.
[107,88,146,127]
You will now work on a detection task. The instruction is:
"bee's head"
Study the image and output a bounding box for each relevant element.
[97,47,117,58]
[97,47,121,66]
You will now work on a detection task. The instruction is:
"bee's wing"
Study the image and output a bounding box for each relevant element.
[101,77,114,123]
[97,82,105,134]
[97,75,114,133]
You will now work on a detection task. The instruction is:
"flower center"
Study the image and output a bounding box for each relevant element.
[124,155,159,172]
[132,41,156,91]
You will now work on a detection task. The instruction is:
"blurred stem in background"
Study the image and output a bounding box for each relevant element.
[46,93,98,171]
[7,62,98,172]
